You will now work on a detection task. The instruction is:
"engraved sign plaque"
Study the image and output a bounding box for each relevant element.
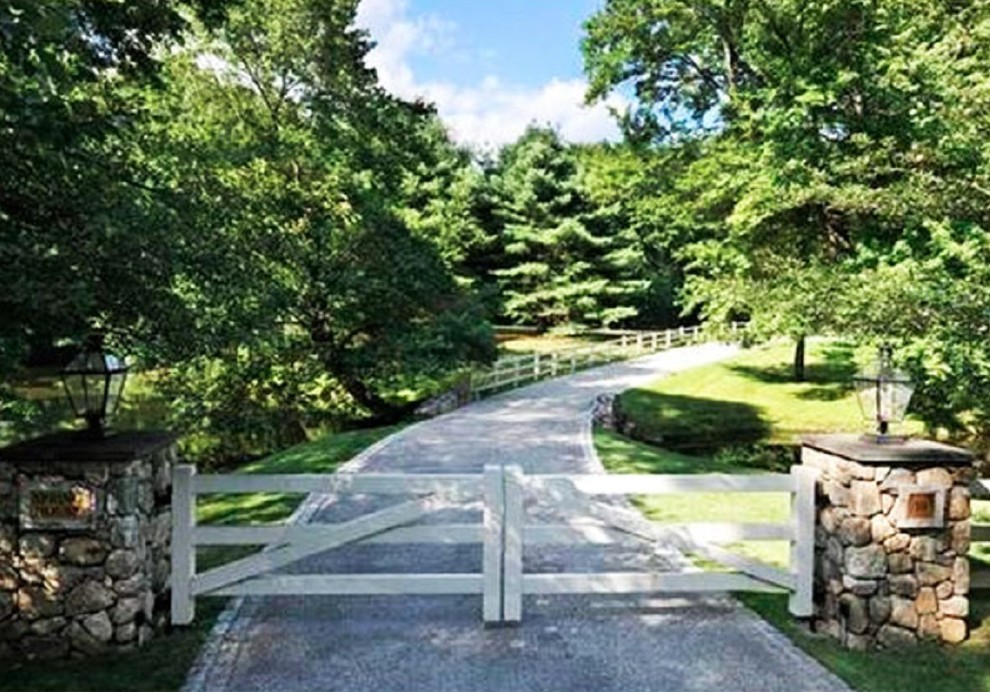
[907,492,935,520]
[895,484,945,529]
[19,481,98,530]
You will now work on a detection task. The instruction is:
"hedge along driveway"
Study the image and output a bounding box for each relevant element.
[186,342,848,692]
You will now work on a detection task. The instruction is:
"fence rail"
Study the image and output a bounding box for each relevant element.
[970,479,990,590]
[472,322,744,398]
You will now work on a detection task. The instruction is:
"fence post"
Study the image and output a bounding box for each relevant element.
[502,465,524,624]
[551,352,559,377]
[789,465,817,618]
[533,353,540,381]
[636,333,643,351]
[651,333,658,351]
[621,334,628,351]
[171,464,197,625]
[483,464,505,624]
[666,329,673,349]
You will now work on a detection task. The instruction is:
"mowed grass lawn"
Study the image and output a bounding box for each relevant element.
[0,425,400,692]
[597,340,990,691]
[617,339,922,449]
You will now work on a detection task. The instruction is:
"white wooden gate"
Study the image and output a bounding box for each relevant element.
[171,464,816,626]
[492,465,818,623]
[170,465,505,625]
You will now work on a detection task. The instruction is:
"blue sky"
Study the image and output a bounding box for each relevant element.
[356,0,625,147]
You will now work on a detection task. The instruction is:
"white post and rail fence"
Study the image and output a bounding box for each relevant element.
[470,322,745,398]
[171,462,815,626]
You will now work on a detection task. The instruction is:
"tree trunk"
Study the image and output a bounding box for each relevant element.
[794,335,806,382]
[336,372,416,424]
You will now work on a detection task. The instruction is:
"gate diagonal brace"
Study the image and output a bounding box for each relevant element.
[192,494,442,596]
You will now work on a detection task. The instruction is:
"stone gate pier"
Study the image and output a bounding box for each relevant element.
[0,432,175,659]
[803,435,973,650]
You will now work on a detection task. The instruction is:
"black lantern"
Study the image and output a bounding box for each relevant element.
[61,335,129,437]
[852,344,914,440]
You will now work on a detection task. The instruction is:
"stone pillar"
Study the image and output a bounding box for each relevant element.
[0,431,176,660]
[803,435,973,650]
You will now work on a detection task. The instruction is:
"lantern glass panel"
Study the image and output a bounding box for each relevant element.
[63,372,87,417]
[106,370,127,415]
[83,373,108,416]
[853,349,915,430]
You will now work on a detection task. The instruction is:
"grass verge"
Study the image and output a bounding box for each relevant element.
[616,339,923,449]
[0,424,400,692]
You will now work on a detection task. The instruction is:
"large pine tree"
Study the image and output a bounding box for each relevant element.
[492,127,636,329]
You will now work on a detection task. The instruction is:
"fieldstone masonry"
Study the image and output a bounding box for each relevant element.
[803,434,973,650]
[0,432,175,660]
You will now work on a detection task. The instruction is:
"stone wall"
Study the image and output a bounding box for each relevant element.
[804,440,973,650]
[0,433,174,659]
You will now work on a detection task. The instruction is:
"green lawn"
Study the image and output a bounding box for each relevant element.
[0,424,400,692]
[498,333,601,355]
[617,339,922,450]
[597,341,990,691]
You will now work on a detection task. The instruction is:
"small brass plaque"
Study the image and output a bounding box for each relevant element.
[907,492,936,520]
[895,484,946,529]
[19,481,99,531]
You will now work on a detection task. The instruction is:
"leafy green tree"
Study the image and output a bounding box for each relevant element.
[0,1,221,363]
[583,0,990,396]
[139,0,493,460]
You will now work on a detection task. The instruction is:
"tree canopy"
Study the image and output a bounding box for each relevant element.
[583,0,990,446]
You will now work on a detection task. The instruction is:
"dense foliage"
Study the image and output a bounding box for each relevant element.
[584,0,990,451]
[1,0,497,463]
[7,0,990,460]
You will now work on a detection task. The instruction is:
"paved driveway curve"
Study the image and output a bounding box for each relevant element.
[185,343,848,692]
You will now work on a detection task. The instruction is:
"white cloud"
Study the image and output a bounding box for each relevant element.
[355,0,626,148]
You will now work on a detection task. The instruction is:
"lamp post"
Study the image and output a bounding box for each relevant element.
[852,344,914,442]
[61,334,129,438]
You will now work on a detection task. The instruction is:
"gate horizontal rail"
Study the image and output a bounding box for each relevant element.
[968,479,990,590]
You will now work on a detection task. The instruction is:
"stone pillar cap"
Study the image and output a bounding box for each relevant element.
[803,434,973,466]
[0,430,177,464]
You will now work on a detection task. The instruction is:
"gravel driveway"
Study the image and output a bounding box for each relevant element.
[184,343,848,692]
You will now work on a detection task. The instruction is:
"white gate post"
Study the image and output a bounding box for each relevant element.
[666,330,673,348]
[789,465,817,617]
[483,464,505,624]
[502,465,524,624]
[533,353,541,381]
[651,333,658,351]
[171,464,197,625]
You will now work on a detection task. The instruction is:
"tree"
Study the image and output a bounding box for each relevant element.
[490,127,639,329]
[0,1,223,365]
[583,0,990,394]
[138,0,493,461]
